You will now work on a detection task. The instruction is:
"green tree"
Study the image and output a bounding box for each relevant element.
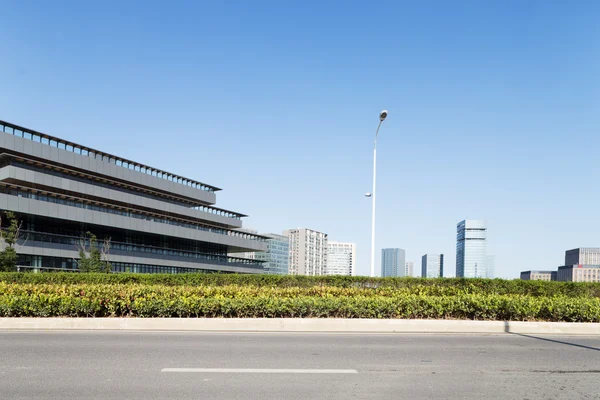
[77,232,111,273]
[0,211,22,271]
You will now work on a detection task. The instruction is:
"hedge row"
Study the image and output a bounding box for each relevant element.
[0,282,599,321]
[1,273,599,298]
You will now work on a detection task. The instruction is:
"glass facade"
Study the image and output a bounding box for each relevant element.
[0,119,266,274]
[381,248,406,277]
[254,234,290,275]
[456,220,489,278]
[421,254,444,278]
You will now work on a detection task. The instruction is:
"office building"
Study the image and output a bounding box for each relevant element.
[552,247,600,282]
[565,248,600,266]
[557,265,600,282]
[284,228,328,275]
[456,220,489,278]
[486,255,496,278]
[381,248,406,277]
[405,261,414,277]
[421,254,444,278]
[325,241,356,276]
[0,120,266,273]
[520,271,557,281]
[254,233,289,275]
[228,228,259,260]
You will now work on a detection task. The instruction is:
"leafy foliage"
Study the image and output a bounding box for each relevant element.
[77,233,111,273]
[0,212,22,272]
[0,279,599,321]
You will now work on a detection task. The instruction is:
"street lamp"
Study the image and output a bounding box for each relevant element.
[368,110,388,277]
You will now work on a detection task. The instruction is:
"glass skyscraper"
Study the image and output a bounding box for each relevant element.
[381,248,406,277]
[421,254,444,278]
[254,233,289,275]
[456,220,488,278]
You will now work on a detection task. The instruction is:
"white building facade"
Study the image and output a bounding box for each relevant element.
[326,242,356,276]
[284,228,328,276]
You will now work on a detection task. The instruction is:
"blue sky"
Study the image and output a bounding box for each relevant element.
[1,1,599,278]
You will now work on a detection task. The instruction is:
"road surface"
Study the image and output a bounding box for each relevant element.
[1,331,599,399]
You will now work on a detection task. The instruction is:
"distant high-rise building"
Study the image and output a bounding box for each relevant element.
[486,255,496,278]
[284,228,328,276]
[405,261,414,277]
[557,265,600,282]
[421,254,444,278]
[520,271,556,281]
[381,248,406,277]
[555,247,600,282]
[565,248,600,265]
[456,220,489,278]
[254,233,289,275]
[326,242,356,276]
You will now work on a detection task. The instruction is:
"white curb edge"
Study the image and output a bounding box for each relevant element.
[1,318,599,335]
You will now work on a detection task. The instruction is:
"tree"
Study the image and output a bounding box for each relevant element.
[0,211,24,272]
[77,232,111,273]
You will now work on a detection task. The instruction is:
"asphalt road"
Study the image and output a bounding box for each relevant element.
[1,331,599,400]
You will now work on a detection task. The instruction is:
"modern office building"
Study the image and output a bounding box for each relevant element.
[520,271,557,281]
[381,248,406,277]
[486,255,496,279]
[565,248,600,266]
[284,228,328,275]
[325,241,356,276]
[0,120,267,273]
[254,233,289,275]
[228,228,259,260]
[456,220,489,278]
[551,247,600,282]
[421,254,444,278]
[557,265,600,282]
[405,261,414,277]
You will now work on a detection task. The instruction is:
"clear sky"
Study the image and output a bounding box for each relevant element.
[1,1,599,278]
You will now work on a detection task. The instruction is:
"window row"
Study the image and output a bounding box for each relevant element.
[1,186,264,242]
[14,161,242,219]
[1,123,214,192]
[19,230,263,267]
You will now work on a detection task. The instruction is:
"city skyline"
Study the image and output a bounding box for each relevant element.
[2,2,599,278]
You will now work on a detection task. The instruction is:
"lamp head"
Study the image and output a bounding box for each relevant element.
[379,110,388,121]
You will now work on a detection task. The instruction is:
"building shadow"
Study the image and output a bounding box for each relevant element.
[503,321,600,352]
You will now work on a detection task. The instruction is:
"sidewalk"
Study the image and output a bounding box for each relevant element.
[1,318,600,334]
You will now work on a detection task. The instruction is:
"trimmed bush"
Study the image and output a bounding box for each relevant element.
[0,281,599,321]
[0,273,599,298]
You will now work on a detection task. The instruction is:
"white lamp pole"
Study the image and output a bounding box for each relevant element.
[368,110,388,277]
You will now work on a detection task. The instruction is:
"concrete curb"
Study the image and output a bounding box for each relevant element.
[1,318,600,334]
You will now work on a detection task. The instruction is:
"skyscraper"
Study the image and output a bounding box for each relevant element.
[456,220,488,278]
[284,228,328,276]
[421,254,444,278]
[254,233,289,275]
[405,261,414,277]
[381,248,406,277]
[326,242,356,276]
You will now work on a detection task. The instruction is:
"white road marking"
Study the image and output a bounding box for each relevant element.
[161,368,358,374]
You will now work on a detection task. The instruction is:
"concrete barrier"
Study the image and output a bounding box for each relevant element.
[1,318,600,335]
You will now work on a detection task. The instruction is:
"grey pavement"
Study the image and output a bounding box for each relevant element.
[0,331,599,400]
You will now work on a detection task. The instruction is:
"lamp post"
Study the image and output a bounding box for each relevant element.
[366,110,388,277]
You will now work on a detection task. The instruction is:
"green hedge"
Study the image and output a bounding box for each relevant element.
[1,273,599,298]
[0,282,599,321]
